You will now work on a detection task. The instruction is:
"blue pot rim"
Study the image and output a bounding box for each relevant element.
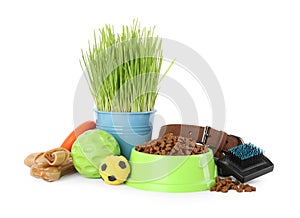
[94,109,156,115]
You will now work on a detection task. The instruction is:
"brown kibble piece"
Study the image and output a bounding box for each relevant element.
[221,187,228,193]
[135,133,208,156]
[237,188,243,193]
[216,184,222,192]
[157,139,163,145]
[227,183,233,189]
[225,177,231,182]
[244,186,252,192]
[220,180,226,186]
[209,176,256,194]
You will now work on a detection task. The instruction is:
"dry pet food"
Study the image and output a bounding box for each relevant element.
[210,176,256,193]
[135,133,208,155]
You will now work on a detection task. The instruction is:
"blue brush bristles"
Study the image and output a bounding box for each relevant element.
[229,143,263,160]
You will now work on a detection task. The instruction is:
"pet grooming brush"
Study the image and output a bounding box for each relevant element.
[216,143,274,183]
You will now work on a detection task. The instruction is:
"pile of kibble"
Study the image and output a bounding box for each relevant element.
[210,176,256,193]
[135,133,208,155]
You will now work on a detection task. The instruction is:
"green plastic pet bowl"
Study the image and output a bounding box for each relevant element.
[126,148,217,192]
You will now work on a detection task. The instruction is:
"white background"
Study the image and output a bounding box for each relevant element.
[0,0,299,217]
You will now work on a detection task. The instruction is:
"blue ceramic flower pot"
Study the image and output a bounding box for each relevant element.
[95,110,155,159]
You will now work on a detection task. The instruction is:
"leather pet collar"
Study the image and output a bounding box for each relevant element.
[159,124,244,158]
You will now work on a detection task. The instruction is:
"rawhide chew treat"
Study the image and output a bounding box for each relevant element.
[24,152,47,167]
[135,133,208,155]
[30,158,76,182]
[43,147,71,166]
[24,147,76,182]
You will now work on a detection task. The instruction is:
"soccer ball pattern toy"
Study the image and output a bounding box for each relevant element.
[99,155,131,185]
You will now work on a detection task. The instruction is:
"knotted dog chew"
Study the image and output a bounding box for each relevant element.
[43,148,70,166]
[24,147,76,182]
[24,148,70,166]
[24,152,44,167]
[30,158,76,182]
[24,152,48,167]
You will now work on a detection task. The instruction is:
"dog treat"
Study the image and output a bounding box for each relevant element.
[30,158,76,182]
[24,147,76,182]
[210,176,256,193]
[24,148,71,167]
[44,147,71,166]
[24,152,48,167]
[135,133,208,155]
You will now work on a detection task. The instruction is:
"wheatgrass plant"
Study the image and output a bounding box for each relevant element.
[80,20,174,112]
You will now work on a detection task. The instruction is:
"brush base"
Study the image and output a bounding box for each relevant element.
[216,155,274,183]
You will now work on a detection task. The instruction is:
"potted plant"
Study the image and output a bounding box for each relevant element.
[80,20,174,159]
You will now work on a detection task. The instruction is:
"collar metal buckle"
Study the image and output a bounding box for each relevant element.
[201,126,210,144]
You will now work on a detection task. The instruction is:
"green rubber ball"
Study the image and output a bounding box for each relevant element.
[71,129,120,178]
